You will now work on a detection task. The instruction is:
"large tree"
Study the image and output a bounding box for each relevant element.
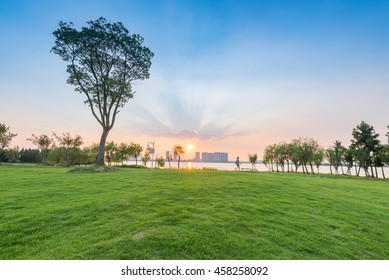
[52,17,153,165]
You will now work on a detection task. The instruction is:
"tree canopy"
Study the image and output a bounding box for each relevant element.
[52,17,154,165]
[0,123,17,149]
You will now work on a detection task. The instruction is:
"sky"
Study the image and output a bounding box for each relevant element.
[1,0,389,161]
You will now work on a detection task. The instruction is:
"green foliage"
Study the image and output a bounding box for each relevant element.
[156,156,165,168]
[0,149,7,162]
[248,153,257,170]
[120,164,145,169]
[141,147,151,167]
[129,142,143,165]
[68,165,119,173]
[51,132,84,166]
[26,134,55,164]
[351,121,382,177]
[52,17,154,165]
[0,123,18,149]
[20,149,41,163]
[263,137,323,174]
[325,141,346,175]
[0,147,20,163]
[1,165,388,259]
[47,147,83,166]
[173,145,185,169]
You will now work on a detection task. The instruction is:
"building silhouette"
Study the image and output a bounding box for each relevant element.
[199,152,228,162]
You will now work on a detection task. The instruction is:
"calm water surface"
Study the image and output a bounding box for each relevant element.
[126,160,389,179]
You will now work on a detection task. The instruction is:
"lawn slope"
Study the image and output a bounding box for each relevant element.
[1,165,388,259]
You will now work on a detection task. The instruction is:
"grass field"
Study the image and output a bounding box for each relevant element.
[0,164,388,260]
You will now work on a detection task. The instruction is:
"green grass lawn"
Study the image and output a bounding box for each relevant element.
[1,164,388,260]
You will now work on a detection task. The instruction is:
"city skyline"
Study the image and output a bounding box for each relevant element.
[1,0,389,161]
[165,150,229,162]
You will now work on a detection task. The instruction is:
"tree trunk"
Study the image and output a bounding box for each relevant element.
[304,164,309,174]
[96,127,110,165]
[382,166,385,179]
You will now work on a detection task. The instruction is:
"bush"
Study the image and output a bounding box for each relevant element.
[68,166,119,173]
[120,164,146,169]
[20,149,41,163]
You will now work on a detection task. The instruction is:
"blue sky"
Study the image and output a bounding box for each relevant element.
[1,0,389,159]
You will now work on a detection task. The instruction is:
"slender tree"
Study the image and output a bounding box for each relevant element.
[173,145,185,169]
[105,141,118,165]
[313,148,324,174]
[27,134,55,164]
[343,146,355,176]
[116,142,130,165]
[52,132,84,166]
[248,153,258,171]
[129,142,143,165]
[142,147,151,167]
[0,123,17,149]
[351,121,381,177]
[52,17,153,165]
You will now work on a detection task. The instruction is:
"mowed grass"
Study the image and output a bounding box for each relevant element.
[0,164,388,260]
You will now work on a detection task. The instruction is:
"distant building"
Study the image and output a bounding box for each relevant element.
[201,152,228,162]
[195,152,200,162]
[201,152,213,162]
[214,152,228,162]
[165,151,170,161]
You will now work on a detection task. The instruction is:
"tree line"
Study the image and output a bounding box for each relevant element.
[262,121,389,178]
[2,121,389,177]
[0,127,145,166]
[0,123,188,169]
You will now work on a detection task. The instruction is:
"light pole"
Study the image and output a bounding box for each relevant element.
[147,141,155,168]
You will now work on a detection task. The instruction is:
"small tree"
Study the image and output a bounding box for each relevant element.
[167,153,173,168]
[173,145,185,169]
[351,121,380,177]
[248,153,257,171]
[20,148,41,163]
[313,148,324,174]
[105,141,118,165]
[53,132,84,166]
[116,142,130,165]
[4,147,20,163]
[27,134,55,164]
[129,142,143,165]
[0,123,17,149]
[343,146,355,176]
[156,156,165,168]
[142,147,151,167]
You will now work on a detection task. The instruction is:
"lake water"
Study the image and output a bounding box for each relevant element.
[126,160,389,179]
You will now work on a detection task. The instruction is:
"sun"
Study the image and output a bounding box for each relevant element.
[186,144,194,151]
